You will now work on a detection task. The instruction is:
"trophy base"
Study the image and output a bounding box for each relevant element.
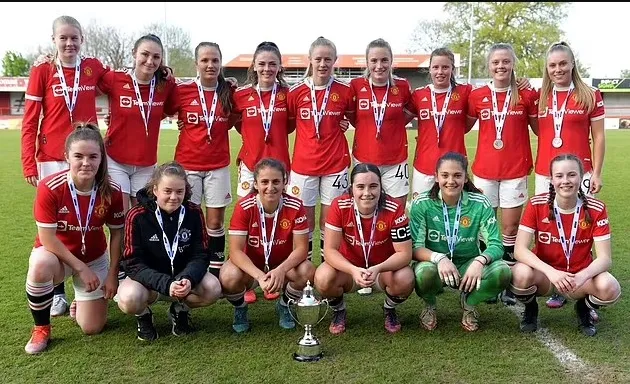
[293,352,323,362]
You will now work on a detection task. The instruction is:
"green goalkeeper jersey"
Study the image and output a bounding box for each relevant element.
[409,190,503,267]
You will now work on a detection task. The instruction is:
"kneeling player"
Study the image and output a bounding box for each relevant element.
[511,154,620,336]
[314,163,414,335]
[24,124,125,354]
[221,158,314,333]
[117,162,222,341]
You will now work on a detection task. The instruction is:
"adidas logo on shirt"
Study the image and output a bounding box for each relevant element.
[432,215,441,223]
[149,234,160,242]
[542,217,550,224]
[252,222,258,228]
[190,99,199,106]
[52,73,60,78]
[247,95,255,101]
[346,222,354,228]
[360,86,367,92]
[123,83,131,90]
[58,206,69,214]
[421,97,428,102]
[482,97,489,103]
[302,96,310,102]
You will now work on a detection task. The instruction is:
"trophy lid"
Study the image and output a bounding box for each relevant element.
[298,281,319,306]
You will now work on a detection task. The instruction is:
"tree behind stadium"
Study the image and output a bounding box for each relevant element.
[407,2,590,78]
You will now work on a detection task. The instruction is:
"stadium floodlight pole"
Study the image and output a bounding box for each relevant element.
[467,2,475,84]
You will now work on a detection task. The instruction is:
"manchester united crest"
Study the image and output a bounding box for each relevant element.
[579,220,591,229]
[84,67,93,77]
[291,186,300,196]
[376,221,387,231]
[241,181,250,191]
[460,216,472,228]
[451,92,460,102]
[280,219,291,230]
[331,93,340,102]
[277,92,286,101]
[391,87,399,95]
[94,202,106,218]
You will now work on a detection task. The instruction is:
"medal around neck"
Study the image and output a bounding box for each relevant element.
[552,137,563,148]
[287,281,329,362]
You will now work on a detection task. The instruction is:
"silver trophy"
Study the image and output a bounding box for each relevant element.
[287,281,329,362]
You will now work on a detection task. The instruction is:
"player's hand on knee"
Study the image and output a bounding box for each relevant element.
[437,258,460,288]
[79,267,101,293]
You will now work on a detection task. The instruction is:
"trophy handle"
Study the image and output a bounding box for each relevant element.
[315,298,330,326]
[286,298,304,328]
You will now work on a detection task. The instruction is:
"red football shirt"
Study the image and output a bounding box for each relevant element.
[229,193,309,269]
[519,194,610,273]
[22,57,109,177]
[409,84,472,175]
[173,80,232,171]
[288,78,354,176]
[99,69,179,166]
[232,84,291,172]
[34,170,125,263]
[350,77,412,165]
[535,87,605,176]
[325,194,410,268]
[468,85,538,179]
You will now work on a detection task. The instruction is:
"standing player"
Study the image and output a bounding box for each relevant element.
[221,159,314,333]
[288,36,355,263]
[314,163,414,335]
[233,41,292,198]
[98,34,179,212]
[409,152,510,332]
[408,48,473,198]
[349,38,414,208]
[24,123,124,354]
[511,154,620,336]
[21,15,110,317]
[173,42,234,279]
[466,43,539,305]
[534,42,606,310]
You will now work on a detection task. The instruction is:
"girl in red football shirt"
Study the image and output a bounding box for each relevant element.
[98,34,179,211]
[24,123,125,354]
[222,158,315,333]
[534,42,605,197]
[233,41,292,199]
[349,38,414,208]
[409,48,473,198]
[315,163,414,335]
[287,36,355,265]
[512,154,620,336]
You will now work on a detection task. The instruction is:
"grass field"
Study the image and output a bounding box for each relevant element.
[1,129,629,383]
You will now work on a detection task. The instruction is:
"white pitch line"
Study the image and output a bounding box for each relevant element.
[506,304,589,374]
